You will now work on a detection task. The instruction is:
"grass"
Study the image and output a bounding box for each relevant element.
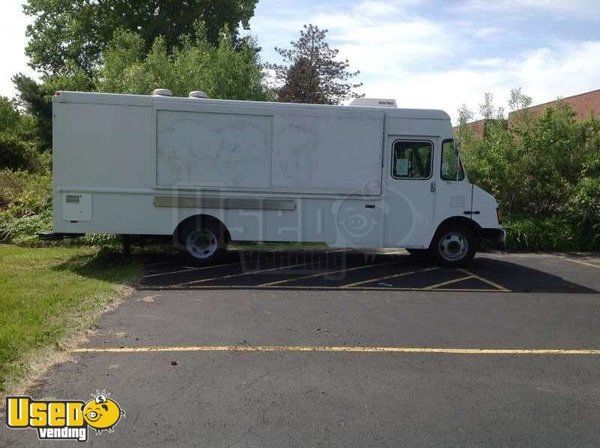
[0,245,142,393]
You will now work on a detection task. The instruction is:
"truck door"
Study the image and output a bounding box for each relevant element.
[433,138,472,227]
[383,136,436,248]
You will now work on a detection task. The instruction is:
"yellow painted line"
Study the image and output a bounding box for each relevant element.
[341,267,438,288]
[72,345,600,356]
[144,261,239,279]
[458,268,510,292]
[178,261,319,287]
[424,275,475,290]
[258,261,397,287]
[558,256,600,269]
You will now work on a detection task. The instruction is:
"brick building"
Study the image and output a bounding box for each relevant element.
[453,118,506,139]
[455,88,600,138]
[508,88,600,124]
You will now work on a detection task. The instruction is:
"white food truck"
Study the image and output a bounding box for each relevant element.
[47,90,505,266]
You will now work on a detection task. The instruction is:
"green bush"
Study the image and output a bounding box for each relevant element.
[568,177,600,250]
[0,134,42,171]
[0,170,51,213]
[459,94,600,251]
[0,169,52,244]
[0,209,51,246]
[503,216,593,252]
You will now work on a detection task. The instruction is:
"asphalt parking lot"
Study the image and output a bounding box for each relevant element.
[2,250,600,447]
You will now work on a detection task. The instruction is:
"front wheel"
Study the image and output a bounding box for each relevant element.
[430,225,476,267]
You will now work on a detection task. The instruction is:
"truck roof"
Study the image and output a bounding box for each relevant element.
[54,91,451,121]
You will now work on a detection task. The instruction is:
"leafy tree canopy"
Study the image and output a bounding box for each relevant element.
[99,25,268,101]
[23,0,258,76]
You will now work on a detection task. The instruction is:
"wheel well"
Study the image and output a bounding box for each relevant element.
[174,214,231,246]
[433,217,482,241]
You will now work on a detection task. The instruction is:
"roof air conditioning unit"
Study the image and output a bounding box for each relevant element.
[189,91,208,99]
[152,88,173,97]
[349,98,397,108]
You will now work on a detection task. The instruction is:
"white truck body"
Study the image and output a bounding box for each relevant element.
[52,91,504,254]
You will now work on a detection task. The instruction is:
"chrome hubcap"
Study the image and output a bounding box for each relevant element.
[438,232,468,261]
[186,229,218,259]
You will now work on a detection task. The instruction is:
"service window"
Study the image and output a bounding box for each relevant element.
[441,139,465,181]
[392,141,432,179]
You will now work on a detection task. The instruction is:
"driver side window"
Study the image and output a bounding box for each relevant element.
[392,141,432,179]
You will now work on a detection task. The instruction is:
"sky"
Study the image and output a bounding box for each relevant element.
[1,0,600,122]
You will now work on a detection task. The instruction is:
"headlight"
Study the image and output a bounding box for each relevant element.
[496,207,503,224]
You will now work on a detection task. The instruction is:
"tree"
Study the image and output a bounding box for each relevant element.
[268,24,362,104]
[277,56,326,104]
[23,0,258,76]
[99,26,268,101]
[508,87,532,112]
[11,75,52,151]
[12,71,91,151]
[0,97,40,171]
[0,98,22,134]
[479,92,505,120]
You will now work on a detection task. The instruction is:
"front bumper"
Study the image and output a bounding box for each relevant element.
[482,228,506,249]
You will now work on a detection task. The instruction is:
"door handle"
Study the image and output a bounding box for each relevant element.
[430,182,436,193]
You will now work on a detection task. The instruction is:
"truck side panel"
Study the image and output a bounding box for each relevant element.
[271,111,383,194]
[156,110,272,189]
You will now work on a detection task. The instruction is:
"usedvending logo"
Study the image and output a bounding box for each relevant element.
[6,390,124,442]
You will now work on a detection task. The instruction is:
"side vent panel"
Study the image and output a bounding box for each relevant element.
[62,193,93,221]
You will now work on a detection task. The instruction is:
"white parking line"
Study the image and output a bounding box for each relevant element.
[557,255,600,269]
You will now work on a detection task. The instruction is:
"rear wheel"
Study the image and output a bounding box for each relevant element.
[179,221,226,264]
[430,225,476,267]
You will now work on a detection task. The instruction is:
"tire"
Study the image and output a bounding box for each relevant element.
[178,220,227,264]
[430,224,476,267]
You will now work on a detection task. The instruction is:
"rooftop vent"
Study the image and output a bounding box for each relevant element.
[189,91,208,99]
[349,98,397,108]
[152,88,173,97]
